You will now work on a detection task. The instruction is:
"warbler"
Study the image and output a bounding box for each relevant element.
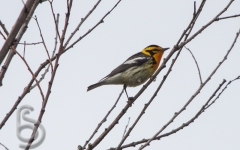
[87,45,169,99]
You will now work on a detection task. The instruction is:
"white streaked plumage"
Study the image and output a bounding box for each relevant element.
[123,57,148,64]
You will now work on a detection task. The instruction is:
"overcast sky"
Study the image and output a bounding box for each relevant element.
[0,0,240,150]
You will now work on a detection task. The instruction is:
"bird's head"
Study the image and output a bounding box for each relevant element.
[141,45,169,56]
[142,45,169,69]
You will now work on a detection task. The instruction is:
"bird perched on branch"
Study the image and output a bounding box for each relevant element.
[87,45,169,99]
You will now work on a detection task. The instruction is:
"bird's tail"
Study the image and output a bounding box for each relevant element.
[87,82,105,91]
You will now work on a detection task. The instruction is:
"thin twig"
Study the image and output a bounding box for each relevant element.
[34,16,53,72]
[82,88,124,149]
[64,0,102,48]
[193,1,196,16]
[23,41,26,58]
[21,0,26,7]
[0,142,9,150]
[0,31,7,40]
[65,0,122,51]
[217,14,240,21]
[48,0,61,40]
[0,20,9,35]
[122,117,130,139]
[176,0,206,46]
[185,46,203,84]
[14,41,43,45]
[179,0,235,49]
[205,75,240,109]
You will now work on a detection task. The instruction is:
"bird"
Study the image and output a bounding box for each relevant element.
[87,45,169,99]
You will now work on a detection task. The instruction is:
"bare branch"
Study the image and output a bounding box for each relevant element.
[122,117,130,139]
[23,41,26,58]
[64,0,102,48]
[34,15,54,72]
[115,48,183,150]
[0,0,39,65]
[91,2,205,149]
[0,60,48,129]
[117,79,227,149]
[0,142,9,150]
[25,1,73,149]
[30,14,59,91]
[176,0,206,46]
[0,0,120,130]
[217,14,240,21]
[0,20,9,35]
[14,41,43,45]
[185,46,203,84]
[179,0,235,48]
[193,1,196,16]
[11,47,45,101]
[65,0,122,51]
[115,2,208,148]
[139,26,240,149]
[0,31,7,40]
[48,0,61,40]
[81,88,124,149]
[205,75,240,109]
[0,0,40,86]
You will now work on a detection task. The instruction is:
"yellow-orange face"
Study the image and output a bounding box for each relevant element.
[141,45,169,69]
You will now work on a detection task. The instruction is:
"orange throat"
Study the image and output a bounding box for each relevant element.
[153,52,164,70]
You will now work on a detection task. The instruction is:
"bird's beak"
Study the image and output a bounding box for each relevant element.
[162,47,170,51]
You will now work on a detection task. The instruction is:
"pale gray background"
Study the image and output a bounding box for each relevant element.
[0,0,240,150]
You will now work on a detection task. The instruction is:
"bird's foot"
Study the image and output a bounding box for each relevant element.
[127,97,134,106]
[128,97,134,101]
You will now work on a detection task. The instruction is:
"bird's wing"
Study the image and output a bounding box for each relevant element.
[100,52,149,81]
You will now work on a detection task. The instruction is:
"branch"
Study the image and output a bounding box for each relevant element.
[14,41,43,45]
[216,14,240,21]
[11,47,45,101]
[122,117,130,139]
[185,46,203,84]
[179,0,235,48]
[0,142,9,150]
[90,2,206,149]
[65,0,122,51]
[0,0,120,130]
[117,79,227,149]
[0,31,7,40]
[0,0,40,65]
[64,0,102,48]
[0,20,9,35]
[48,0,61,40]
[30,14,59,91]
[114,2,207,149]
[81,88,124,150]
[205,75,240,109]
[0,0,40,86]
[34,16,53,72]
[139,26,240,149]
[25,1,73,149]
